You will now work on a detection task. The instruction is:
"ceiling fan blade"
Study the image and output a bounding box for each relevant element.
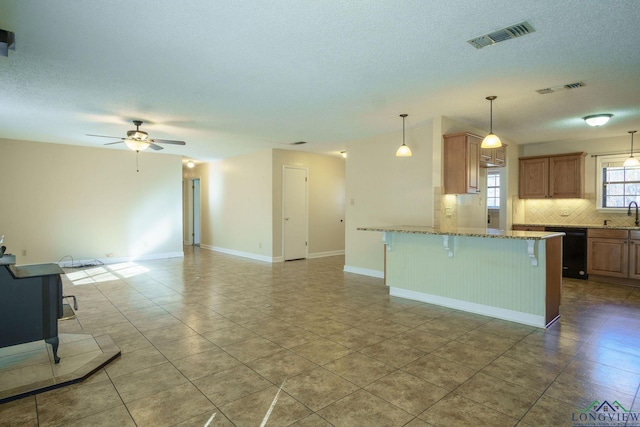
[148,143,163,150]
[151,139,186,145]
[87,134,125,139]
[104,141,124,145]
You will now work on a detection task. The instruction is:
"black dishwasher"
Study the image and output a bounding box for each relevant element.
[545,227,588,279]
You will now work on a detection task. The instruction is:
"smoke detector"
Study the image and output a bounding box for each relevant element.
[467,21,535,49]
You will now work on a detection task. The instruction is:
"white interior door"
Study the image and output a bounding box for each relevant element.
[283,166,308,260]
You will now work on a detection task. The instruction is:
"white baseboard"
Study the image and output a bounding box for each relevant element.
[343,265,384,278]
[59,251,184,268]
[389,287,546,328]
[308,250,345,259]
[200,246,343,263]
[202,245,275,263]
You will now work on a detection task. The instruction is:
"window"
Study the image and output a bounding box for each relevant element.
[597,155,640,210]
[487,171,500,208]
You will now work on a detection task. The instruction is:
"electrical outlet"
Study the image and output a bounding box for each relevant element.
[560,207,570,216]
[445,207,452,217]
[258,242,262,249]
[21,249,27,256]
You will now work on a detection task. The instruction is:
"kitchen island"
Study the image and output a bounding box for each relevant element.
[358,226,564,328]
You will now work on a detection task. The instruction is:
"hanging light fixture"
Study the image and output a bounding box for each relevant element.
[124,138,150,152]
[624,131,639,167]
[583,114,613,127]
[481,96,502,148]
[395,114,412,157]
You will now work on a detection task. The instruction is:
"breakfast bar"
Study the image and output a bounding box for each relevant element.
[358,226,564,328]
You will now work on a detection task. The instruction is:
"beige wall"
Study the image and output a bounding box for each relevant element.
[344,116,519,276]
[272,149,345,259]
[197,148,345,262]
[344,119,436,276]
[0,138,184,264]
[199,149,274,260]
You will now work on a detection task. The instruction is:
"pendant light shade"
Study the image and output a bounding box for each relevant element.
[395,114,412,157]
[624,131,639,167]
[481,96,502,148]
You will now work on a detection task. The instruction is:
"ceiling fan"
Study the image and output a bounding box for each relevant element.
[87,120,186,152]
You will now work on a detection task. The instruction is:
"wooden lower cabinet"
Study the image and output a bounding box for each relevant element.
[629,231,640,279]
[587,229,640,280]
[587,237,628,278]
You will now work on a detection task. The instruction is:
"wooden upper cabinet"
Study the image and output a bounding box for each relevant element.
[443,132,481,194]
[519,157,549,199]
[549,154,585,198]
[519,153,585,199]
[480,144,507,168]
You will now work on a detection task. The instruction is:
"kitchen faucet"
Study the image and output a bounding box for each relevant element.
[628,201,639,226]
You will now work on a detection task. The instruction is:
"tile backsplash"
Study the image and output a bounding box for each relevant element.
[520,193,638,227]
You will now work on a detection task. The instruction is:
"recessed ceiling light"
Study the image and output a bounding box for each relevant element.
[583,114,613,127]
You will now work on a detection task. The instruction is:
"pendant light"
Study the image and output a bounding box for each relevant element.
[624,131,639,167]
[481,96,502,148]
[395,114,412,157]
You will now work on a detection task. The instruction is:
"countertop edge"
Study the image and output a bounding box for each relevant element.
[357,226,563,241]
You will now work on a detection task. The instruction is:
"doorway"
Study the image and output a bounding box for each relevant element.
[283,166,308,260]
[192,178,201,246]
[184,178,201,246]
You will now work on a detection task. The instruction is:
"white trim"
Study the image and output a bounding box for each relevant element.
[59,251,184,267]
[343,265,384,278]
[307,250,345,259]
[202,244,275,263]
[595,153,640,212]
[282,165,309,261]
[389,287,547,328]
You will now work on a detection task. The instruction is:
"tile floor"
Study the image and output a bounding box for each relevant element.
[1,246,640,426]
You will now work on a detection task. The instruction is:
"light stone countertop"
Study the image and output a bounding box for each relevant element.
[514,223,640,230]
[357,225,564,240]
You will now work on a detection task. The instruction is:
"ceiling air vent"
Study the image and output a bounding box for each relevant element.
[536,81,585,94]
[467,21,535,49]
[564,81,585,89]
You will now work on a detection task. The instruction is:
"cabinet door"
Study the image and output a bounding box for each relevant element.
[443,132,481,194]
[493,146,507,166]
[480,146,493,164]
[587,237,628,277]
[629,240,640,279]
[519,158,549,199]
[466,134,481,193]
[549,155,584,198]
[480,145,507,168]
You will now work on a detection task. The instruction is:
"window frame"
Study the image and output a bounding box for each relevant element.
[486,170,500,209]
[596,154,640,212]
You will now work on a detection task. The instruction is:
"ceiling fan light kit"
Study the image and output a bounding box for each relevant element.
[87,120,186,152]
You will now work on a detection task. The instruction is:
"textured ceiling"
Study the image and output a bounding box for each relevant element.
[0,0,639,161]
